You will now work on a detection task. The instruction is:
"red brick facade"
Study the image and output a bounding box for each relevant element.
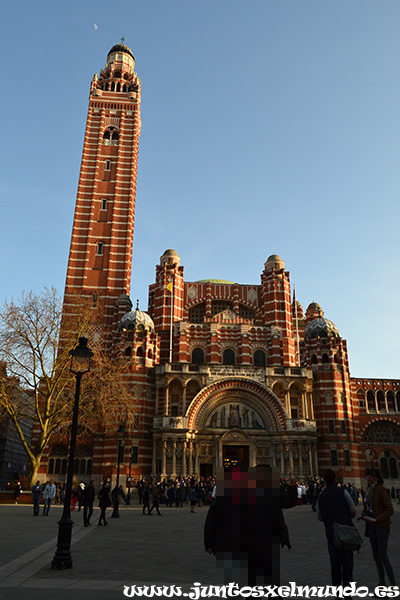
[43,44,400,488]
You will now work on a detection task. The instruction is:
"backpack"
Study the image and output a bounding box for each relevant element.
[333,522,363,552]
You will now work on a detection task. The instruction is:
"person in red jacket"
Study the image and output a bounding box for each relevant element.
[361,468,396,586]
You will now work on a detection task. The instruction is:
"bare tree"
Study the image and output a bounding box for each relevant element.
[0,288,135,485]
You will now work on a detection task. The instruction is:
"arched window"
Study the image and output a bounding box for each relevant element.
[188,302,205,323]
[148,349,153,358]
[96,242,103,255]
[367,390,375,411]
[387,391,395,412]
[103,130,110,140]
[111,131,119,141]
[192,348,204,364]
[272,382,286,407]
[289,384,302,419]
[363,422,400,445]
[253,350,266,367]
[101,198,107,210]
[377,390,386,412]
[169,379,183,416]
[136,346,143,357]
[123,84,127,92]
[124,346,132,357]
[49,445,68,476]
[114,71,121,78]
[111,82,115,92]
[311,354,318,364]
[223,349,235,365]
[322,353,329,363]
[116,82,121,92]
[186,379,201,411]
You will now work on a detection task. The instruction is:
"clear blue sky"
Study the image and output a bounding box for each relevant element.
[1,1,400,378]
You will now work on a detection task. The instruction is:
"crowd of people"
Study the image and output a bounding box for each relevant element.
[5,465,395,587]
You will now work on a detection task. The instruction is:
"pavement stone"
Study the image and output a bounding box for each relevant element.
[0,497,399,600]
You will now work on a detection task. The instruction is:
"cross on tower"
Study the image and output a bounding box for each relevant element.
[121,37,125,44]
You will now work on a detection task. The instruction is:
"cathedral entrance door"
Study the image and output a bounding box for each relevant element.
[223,445,249,470]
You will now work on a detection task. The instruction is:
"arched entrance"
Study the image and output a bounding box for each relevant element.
[185,377,316,474]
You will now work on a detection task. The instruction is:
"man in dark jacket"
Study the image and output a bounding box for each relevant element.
[204,467,297,586]
[83,480,95,526]
[317,469,357,586]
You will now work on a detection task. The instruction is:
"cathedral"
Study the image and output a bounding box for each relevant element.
[39,42,400,488]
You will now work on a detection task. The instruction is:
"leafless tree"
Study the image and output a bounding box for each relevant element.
[0,288,135,485]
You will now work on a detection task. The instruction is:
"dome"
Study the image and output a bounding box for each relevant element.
[107,43,135,61]
[304,317,339,341]
[119,308,154,333]
[160,248,180,266]
[264,254,285,270]
[307,302,322,312]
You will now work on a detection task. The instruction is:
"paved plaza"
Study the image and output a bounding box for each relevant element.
[0,496,399,600]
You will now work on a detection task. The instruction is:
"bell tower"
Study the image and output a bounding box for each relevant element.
[63,41,141,336]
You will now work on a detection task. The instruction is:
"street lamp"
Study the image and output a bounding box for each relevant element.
[126,448,133,505]
[51,337,93,570]
[111,424,125,518]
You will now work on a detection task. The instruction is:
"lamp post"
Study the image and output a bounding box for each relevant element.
[52,337,93,570]
[111,424,125,518]
[126,448,133,505]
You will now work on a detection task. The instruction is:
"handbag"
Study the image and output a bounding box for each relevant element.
[333,522,363,552]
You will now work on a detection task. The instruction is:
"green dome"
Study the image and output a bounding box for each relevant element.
[194,279,235,284]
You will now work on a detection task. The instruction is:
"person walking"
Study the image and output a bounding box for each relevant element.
[42,479,56,516]
[361,468,396,586]
[31,481,43,516]
[98,481,111,526]
[317,469,356,586]
[142,483,151,515]
[14,480,22,504]
[149,484,162,515]
[83,480,95,526]
[189,486,197,513]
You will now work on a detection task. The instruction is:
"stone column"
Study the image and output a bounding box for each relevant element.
[161,439,167,477]
[194,443,199,476]
[183,441,187,475]
[182,386,187,414]
[189,442,193,475]
[172,440,176,476]
[298,442,303,477]
[165,386,170,415]
[152,441,157,476]
[289,446,294,474]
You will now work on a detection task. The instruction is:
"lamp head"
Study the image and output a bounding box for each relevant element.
[69,337,94,374]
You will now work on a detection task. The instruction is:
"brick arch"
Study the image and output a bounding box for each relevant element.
[186,377,288,432]
[361,419,400,445]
